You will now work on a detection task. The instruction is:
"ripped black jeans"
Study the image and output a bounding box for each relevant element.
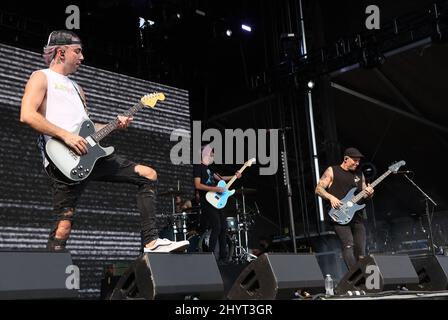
[332,214,366,271]
[46,154,158,250]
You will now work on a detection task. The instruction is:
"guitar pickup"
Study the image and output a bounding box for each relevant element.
[215,195,220,200]
[86,136,96,147]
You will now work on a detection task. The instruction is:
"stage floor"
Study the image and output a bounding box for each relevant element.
[318,290,448,300]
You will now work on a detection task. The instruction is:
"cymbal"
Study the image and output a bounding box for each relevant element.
[234,188,257,195]
[181,206,201,212]
[158,189,185,197]
[173,211,199,216]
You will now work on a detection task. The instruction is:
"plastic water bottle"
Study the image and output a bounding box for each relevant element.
[325,274,334,296]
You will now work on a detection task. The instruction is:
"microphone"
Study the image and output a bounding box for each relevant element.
[393,170,413,174]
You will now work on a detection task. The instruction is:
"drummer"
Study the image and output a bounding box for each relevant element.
[175,191,202,236]
[175,195,189,213]
[175,190,200,213]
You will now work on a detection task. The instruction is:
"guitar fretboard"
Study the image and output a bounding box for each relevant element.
[351,170,392,203]
[225,163,251,189]
[92,102,145,142]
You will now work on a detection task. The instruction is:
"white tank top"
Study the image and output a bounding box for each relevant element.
[39,68,90,166]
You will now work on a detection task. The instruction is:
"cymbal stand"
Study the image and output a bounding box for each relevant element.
[170,193,178,241]
[172,212,188,241]
[234,187,257,263]
[235,197,243,257]
[181,212,187,240]
[241,187,249,254]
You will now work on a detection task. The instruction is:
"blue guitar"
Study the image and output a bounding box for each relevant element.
[206,158,256,209]
[328,160,405,224]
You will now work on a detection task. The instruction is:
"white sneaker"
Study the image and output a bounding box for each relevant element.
[144,238,190,253]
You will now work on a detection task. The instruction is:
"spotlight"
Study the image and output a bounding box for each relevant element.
[139,17,145,29]
[176,13,182,19]
[138,17,155,29]
[195,9,206,16]
[307,81,315,89]
[213,19,232,38]
[241,24,252,32]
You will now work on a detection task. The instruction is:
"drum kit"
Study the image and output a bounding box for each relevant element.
[156,188,199,241]
[156,186,258,263]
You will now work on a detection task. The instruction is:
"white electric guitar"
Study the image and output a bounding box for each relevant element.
[45,93,165,182]
[206,158,256,209]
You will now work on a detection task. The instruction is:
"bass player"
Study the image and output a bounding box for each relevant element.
[315,147,374,271]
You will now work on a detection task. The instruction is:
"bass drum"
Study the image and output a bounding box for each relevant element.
[187,230,234,261]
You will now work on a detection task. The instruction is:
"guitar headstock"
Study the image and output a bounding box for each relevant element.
[141,92,166,108]
[388,160,406,173]
[245,158,256,167]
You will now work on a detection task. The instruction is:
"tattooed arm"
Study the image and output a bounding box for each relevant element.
[315,167,342,209]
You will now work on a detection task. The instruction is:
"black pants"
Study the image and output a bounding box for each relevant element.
[332,214,366,271]
[46,154,158,250]
[201,200,228,260]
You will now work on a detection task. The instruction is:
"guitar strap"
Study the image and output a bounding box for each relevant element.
[70,80,90,117]
[37,134,47,167]
[356,171,363,190]
[215,172,224,180]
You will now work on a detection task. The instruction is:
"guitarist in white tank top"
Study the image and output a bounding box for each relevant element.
[315,147,374,271]
[20,30,189,253]
[38,68,90,167]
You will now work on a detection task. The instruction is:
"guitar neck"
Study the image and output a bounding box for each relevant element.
[225,164,250,189]
[92,101,145,142]
[352,170,392,203]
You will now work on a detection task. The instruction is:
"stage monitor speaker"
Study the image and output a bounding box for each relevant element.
[0,250,78,299]
[227,253,324,300]
[110,252,224,300]
[218,262,249,298]
[409,254,448,291]
[335,254,419,294]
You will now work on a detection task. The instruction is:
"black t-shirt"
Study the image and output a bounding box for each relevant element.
[193,164,216,201]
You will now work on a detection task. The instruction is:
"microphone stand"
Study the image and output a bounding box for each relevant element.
[401,173,438,256]
[280,128,297,253]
